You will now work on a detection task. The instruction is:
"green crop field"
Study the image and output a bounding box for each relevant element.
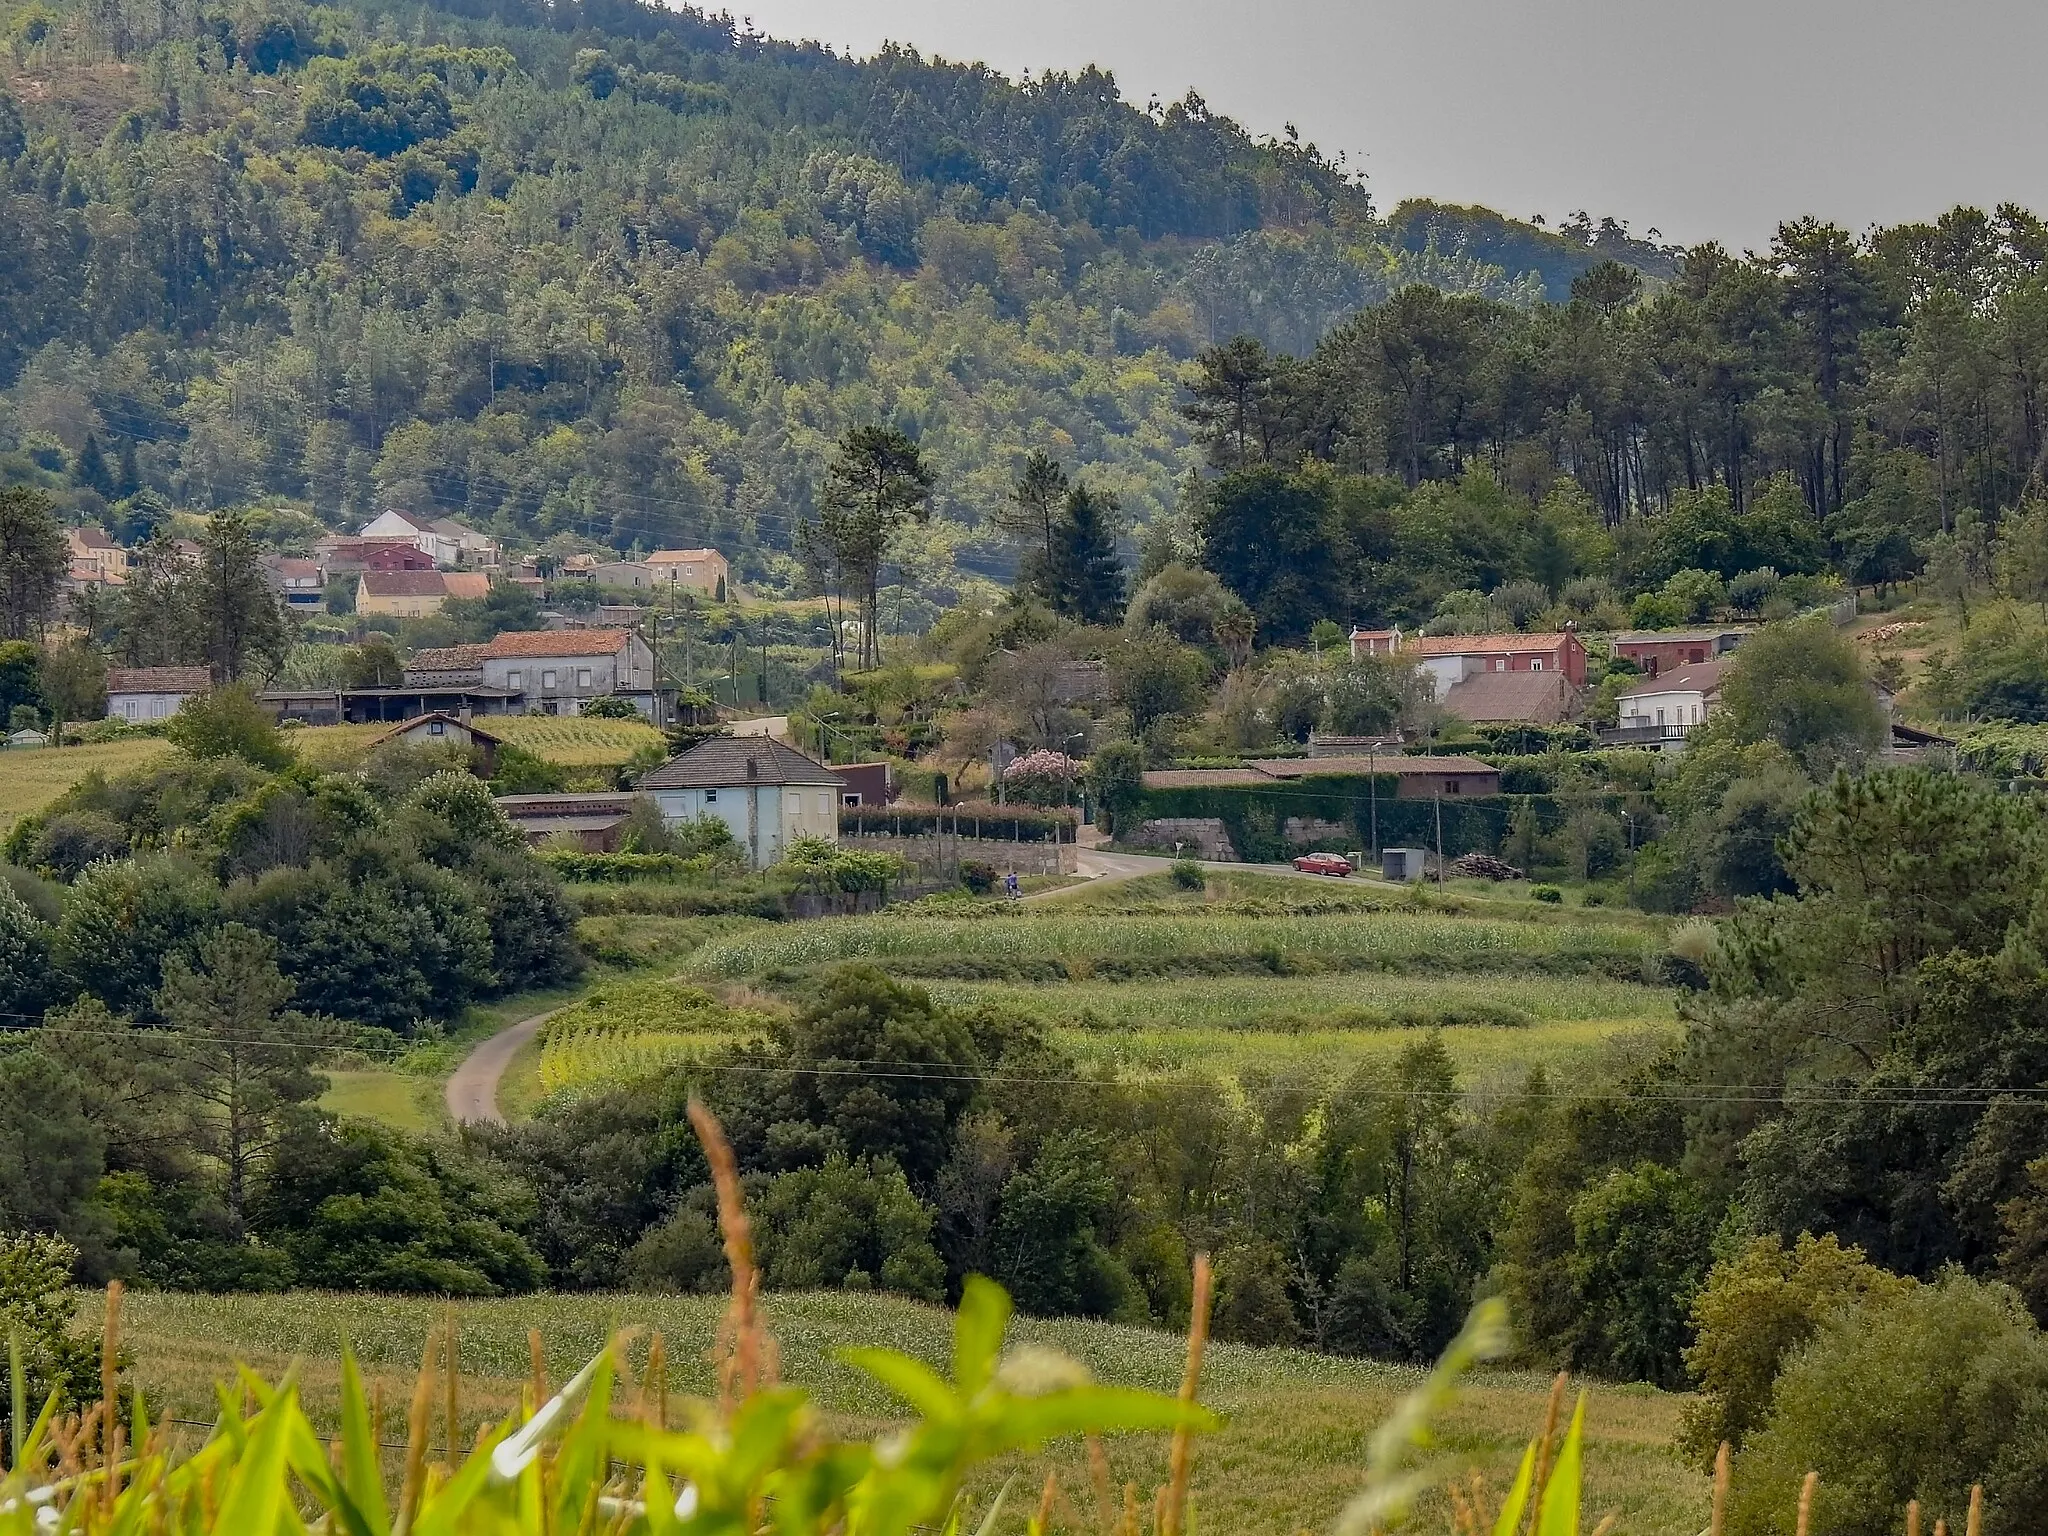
[683,909,1663,985]
[501,893,1682,1097]
[113,1287,1707,1536]
[0,736,173,829]
[925,972,1676,1082]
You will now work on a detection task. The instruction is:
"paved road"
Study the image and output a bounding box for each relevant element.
[1071,846,1383,887]
[444,1007,560,1125]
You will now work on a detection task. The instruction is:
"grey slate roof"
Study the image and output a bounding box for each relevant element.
[637,736,846,790]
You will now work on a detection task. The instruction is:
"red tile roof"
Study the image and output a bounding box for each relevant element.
[1409,632,1576,654]
[1440,671,1576,724]
[484,628,632,658]
[442,572,491,600]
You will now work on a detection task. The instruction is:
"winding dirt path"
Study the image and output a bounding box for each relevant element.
[444,1007,561,1125]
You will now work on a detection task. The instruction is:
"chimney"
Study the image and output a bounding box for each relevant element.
[746,756,759,780]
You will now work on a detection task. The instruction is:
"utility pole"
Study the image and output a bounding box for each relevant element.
[1434,792,1444,885]
[1368,746,1379,857]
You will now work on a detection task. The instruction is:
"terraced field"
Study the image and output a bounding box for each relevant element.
[512,877,1680,1100]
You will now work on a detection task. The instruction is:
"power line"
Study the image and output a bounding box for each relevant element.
[5,1017,2045,1108]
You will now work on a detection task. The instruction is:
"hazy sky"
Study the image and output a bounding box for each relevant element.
[726,0,2048,252]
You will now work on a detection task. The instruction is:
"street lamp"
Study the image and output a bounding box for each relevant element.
[1063,731,1085,808]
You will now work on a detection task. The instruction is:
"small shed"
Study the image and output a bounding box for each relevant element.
[1382,847,1429,882]
[368,712,503,776]
[7,729,47,748]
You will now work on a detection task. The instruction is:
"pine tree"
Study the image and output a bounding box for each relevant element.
[71,432,113,497]
[115,437,140,498]
[1043,481,1126,625]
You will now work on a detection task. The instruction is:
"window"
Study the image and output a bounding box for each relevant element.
[704,788,717,804]
[542,670,558,690]
[576,668,592,689]
[818,792,830,815]
[1446,780,1461,795]
[428,720,445,736]
[1531,658,1545,671]
[508,670,523,690]
[1656,708,1666,727]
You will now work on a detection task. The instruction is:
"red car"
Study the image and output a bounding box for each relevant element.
[1292,852,1353,877]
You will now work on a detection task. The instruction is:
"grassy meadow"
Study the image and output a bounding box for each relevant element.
[0,712,668,832]
[0,735,172,830]
[112,1287,1707,1536]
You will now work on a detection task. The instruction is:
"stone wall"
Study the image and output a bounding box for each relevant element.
[838,831,1076,878]
[1127,817,1238,861]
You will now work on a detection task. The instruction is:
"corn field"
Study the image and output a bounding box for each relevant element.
[536,979,765,1098]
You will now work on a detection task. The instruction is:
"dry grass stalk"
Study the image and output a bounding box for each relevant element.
[1086,1437,1116,1535]
[1448,1480,1478,1536]
[442,1307,460,1469]
[1588,1517,1617,1536]
[528,1328,548,1414]
[1036,1471,1059,1533]
[1159,1252,1212,1536]
[1467,1470,1492,1536]
[1968,1486,1983,1536]
[1908,1499,1921,1536]
[99,1280,124,1514]
[1934,1522,1948,1536]
[1795,1472,1818,1536]
[396,1325,442,1535]
[1525,1372,1570,1535]
[1121,1480,1141,1536]
[688,1097,778,1409]
[1711,1442,1731,1536]
[642,1333,669,1430]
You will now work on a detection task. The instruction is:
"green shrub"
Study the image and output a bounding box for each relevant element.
[1679,1233,1912,1465]
[959,860,996,894]
[1727,1273,2048,1536]
[1171,857,1205,890]
[1532,885,1563,903]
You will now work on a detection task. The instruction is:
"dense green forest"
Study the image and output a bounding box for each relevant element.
[4,0,2044,624]
[0,0,1673,602]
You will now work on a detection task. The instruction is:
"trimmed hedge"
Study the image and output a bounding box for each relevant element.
[839,799,1077,844]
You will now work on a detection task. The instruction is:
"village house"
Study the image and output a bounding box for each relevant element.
[355,570,489,617]
[479,628,663,718]
[1347,627,1403,659]
[318,537,437,576]
[645,548,730,597]
[1407,632,1588,696]
[591,560,657,589]
[66,526,129,585]
[367,712,503,775]
[107,666,211,721]
[636,736,845,867]
[1605,659,1727,750]
[495,792,639,851]
[1611,627,1750,678]
[263,554,326,613]
[357,510,500,568]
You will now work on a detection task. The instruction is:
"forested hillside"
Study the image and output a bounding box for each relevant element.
[0,0,1649,596]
